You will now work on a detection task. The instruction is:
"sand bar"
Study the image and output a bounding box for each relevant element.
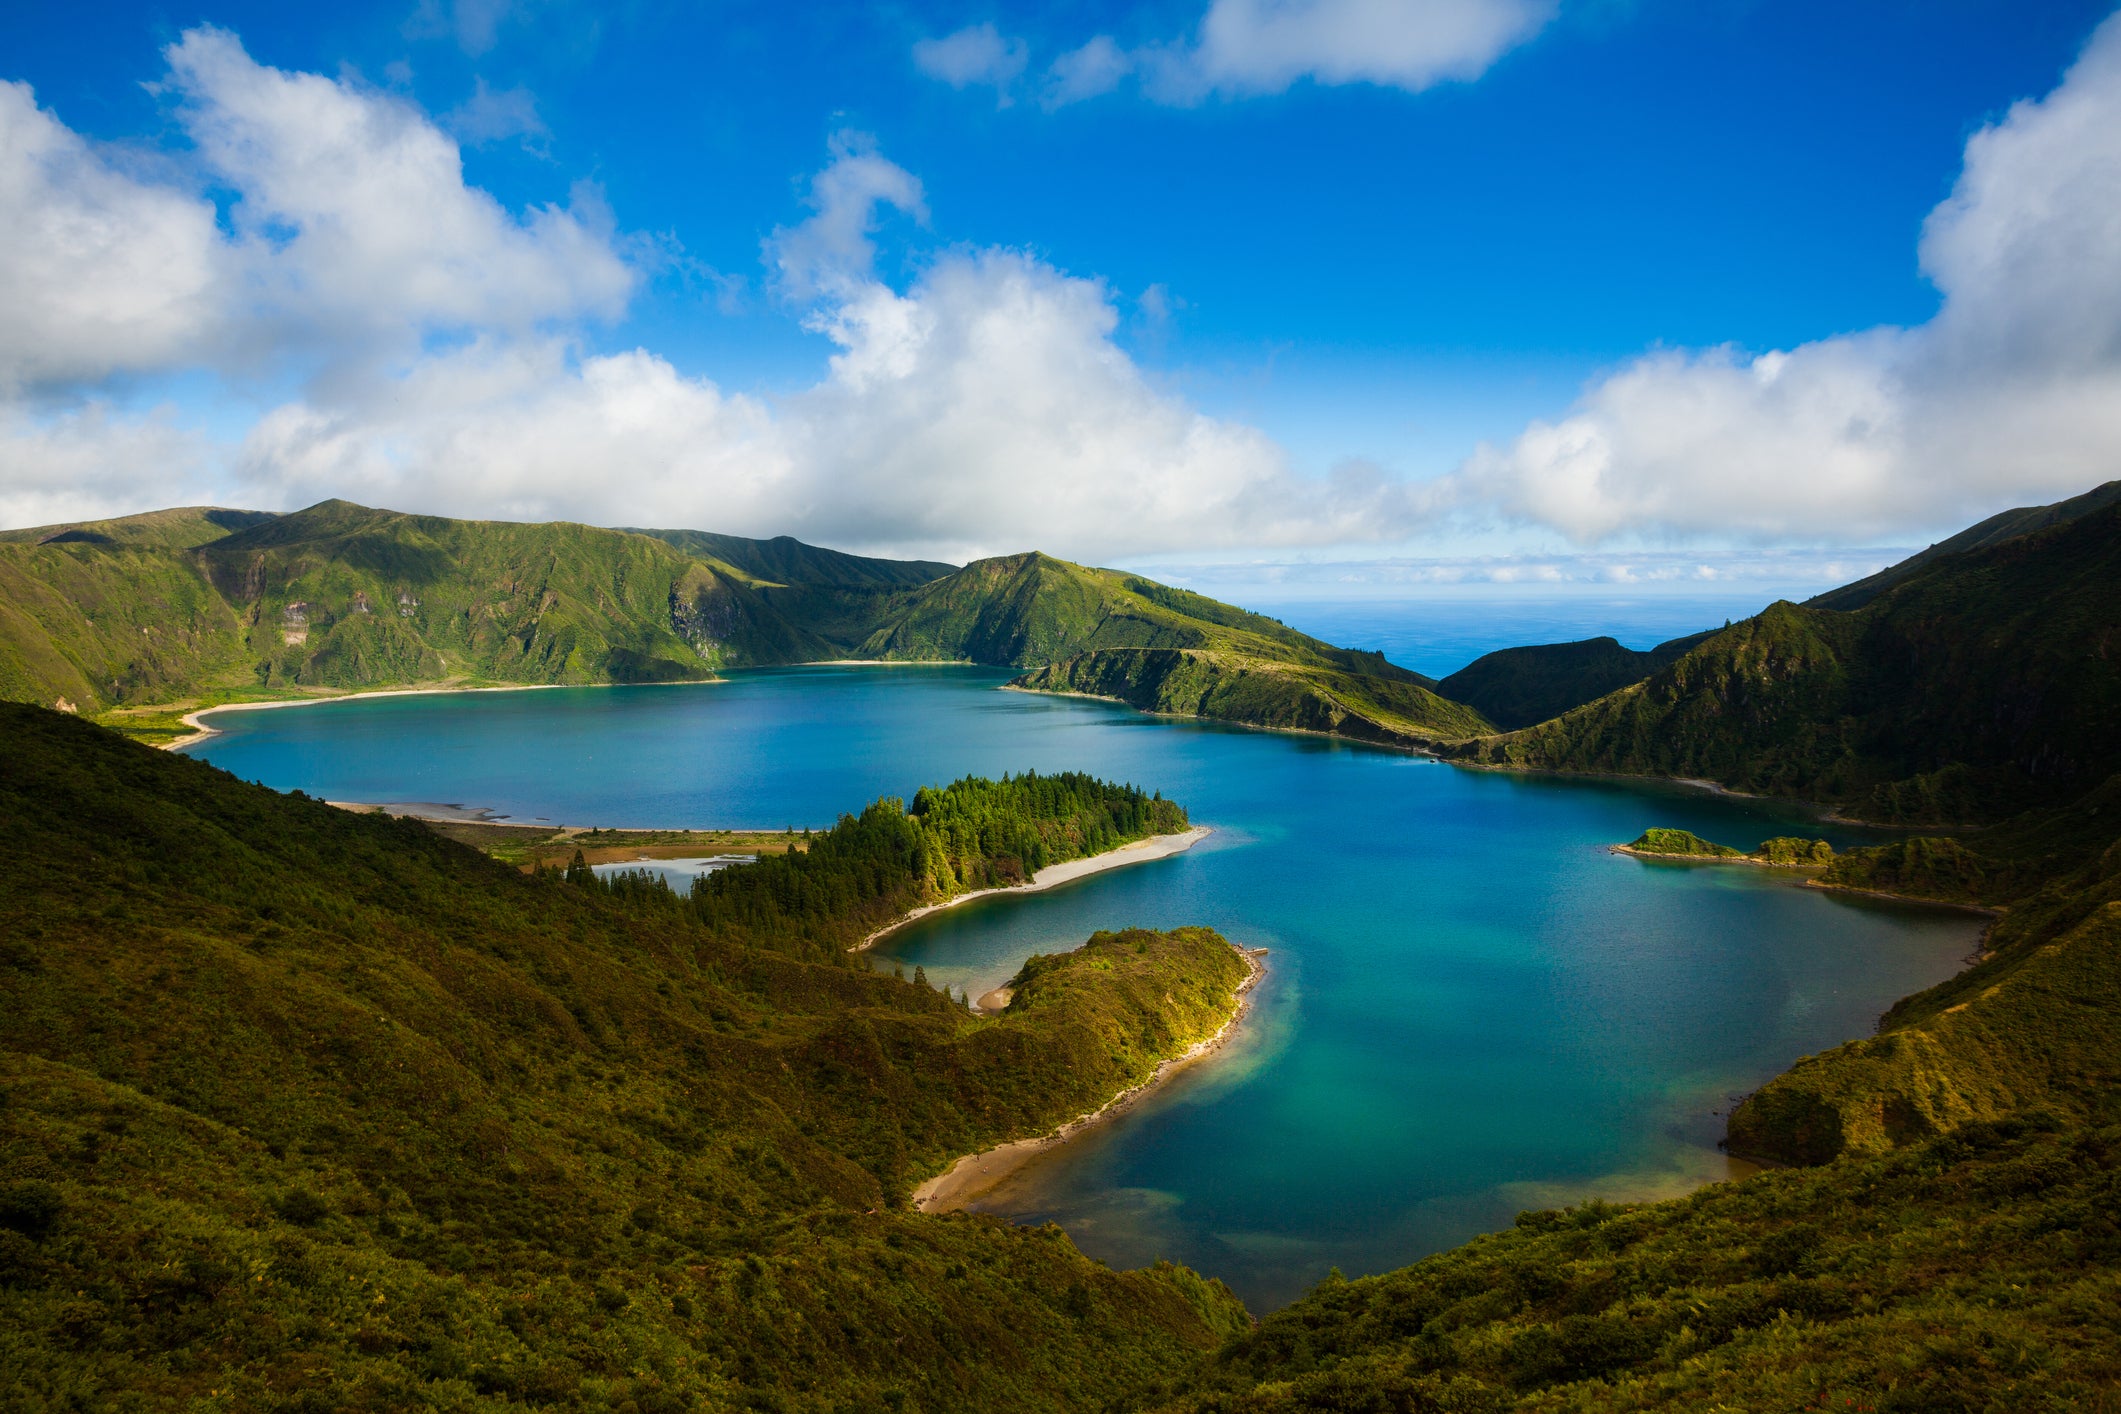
[856,826,1212,951]
[912,945,1266,1213]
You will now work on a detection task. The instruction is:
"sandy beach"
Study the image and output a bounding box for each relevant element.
[912,944,1267,1213]
[856,825,1212,951]
[160,678,720,750]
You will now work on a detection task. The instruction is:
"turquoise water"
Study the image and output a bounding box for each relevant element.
[186,668,1979,1309]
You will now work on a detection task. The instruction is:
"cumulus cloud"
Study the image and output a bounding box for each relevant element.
[166,28,632,354]
[226,241,1430,561]
[765,133,927,301]
[0,81,231,390]
[912,23,1030,101]
[1453,10,2121,543]
[233,338,790,528]
[0,26,643,531]
[0,400,216,529]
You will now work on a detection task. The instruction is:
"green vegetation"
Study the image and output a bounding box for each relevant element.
[1014,647,1491,747]
[1757,836,1835,866]
[1436,631,1715,732]
[1451,497,2121,827]
[0,506,279,549]
[1805,477,2121,612]
[682,773,1188,961]
[0,502,1478,750]
[0,704,1251,1412]
[0,501,852,716]
[1136,486,2121,1410]
[1155,1116,2121,1412]
[1728,776,2121,1168]
[15,483,2121,1411]
[1618,829,1833,865]
[1619,828,1745,859]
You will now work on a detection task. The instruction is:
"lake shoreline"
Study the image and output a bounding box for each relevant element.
[855,826,1213,952]
[911,944,1267,1214]
[1610,843,2005,927]
[1609,843,1821,869]
[161,677,723,751]
[1001,684,1455,756]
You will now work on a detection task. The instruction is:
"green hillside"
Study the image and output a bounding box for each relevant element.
[0,502,881,718]
[1449,499,2121,826]
[14,704,2116,1410]
[1016,648,1493,746]
[0,506,279,549]
[855,553,1492,744]
[1807,477,2121,612]
[1155,1114,2121,1412]
[13,474,2121,1408]
[1436,630,1716,731]
[1144,500,2121,1411]
[197,501,834,687]
[629,527,954,589]
[0,504,1476,749]
[0,704,1253,1412]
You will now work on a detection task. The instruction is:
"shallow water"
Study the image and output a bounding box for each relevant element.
[588,855,749,888]
[186,667,1979,1309]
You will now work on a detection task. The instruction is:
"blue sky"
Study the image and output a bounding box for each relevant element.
[3,0,2119,592]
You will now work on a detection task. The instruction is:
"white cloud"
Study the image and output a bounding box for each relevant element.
[226,243,1427,561]
[165,28,632,354]
[233,338,790,529]
[1016,0,1556,108]
[0,400,216,529]
[765,133,927,301]
[1148,0,1558,101]
[912,23,1030,101]
[1455,10,2121,543]
[1044,37,1133,107]
[0,81,230,390]
[444,77,548,146]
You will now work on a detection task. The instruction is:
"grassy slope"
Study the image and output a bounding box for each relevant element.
[0,704,1251,1412]
[856,553,1492,742]
[1436,632,1715,732]
[0,506,279,549]
[1158,1116,2121,1413]
[0,546,253,710]
[1450,502,2121,826]
[197,501,833,687]
[0,502,853,716]
[628,528,957,656]
[0,507,1472,749]
[629,528,954,589]
[1806,477,2121,612]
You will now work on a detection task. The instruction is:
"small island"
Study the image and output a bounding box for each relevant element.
[1614,826,1835,866]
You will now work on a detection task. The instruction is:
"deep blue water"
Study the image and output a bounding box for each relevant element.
[185,668,1978,1309]
[1248,596,1777,678]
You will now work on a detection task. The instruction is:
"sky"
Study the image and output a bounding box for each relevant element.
[3,0,2119,598]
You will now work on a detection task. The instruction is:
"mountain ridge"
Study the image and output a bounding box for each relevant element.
[0,501,1488,747]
